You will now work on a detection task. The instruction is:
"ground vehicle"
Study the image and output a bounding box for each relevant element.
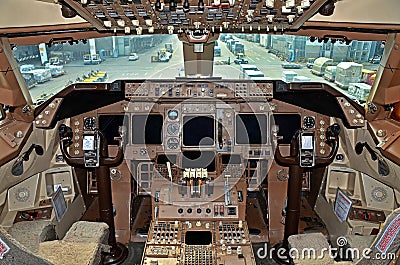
[369,56,381,64]
[165,43,173,53]
[128,52,139,61]
[281,62,302,69]
[45,63,66,77]
[306,58,316,68]
[244,69,264,79]
[227,39,238,52]
[83,54,102,65]
[20,64,52,83]
[21,73,37,89]
[214,46,221,57]
[49,57,61,65]
[151,48,171,62]
[234,53,249,64]
[233,43,245,55]
[311,57,334,76]
[49,51,73,63]
[361,69,376,85]
[323,66,337,82]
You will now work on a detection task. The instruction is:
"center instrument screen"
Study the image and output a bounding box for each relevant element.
[183,116,215,146]
[236,114,267,144]
[132,115,163,144]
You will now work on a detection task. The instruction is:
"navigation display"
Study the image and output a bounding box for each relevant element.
[183,116,215,146]
[236,114,267,144]
[132,115,163,144]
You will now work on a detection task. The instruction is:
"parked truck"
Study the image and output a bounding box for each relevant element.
[311,57,333,76]
[323,66,337,82]
[233,43,245,55]
[227,39,238,52]
[45,63,66,77]
[151,48,172,62]
[22,72,37,89]
[214,46,221,57]
[45,58,66,77]
[83,54,102,65]
[165,43,173,53]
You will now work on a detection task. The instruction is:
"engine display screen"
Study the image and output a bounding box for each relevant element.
[99,115,127,145]
[272,114,301,144]
[132,115,163,144]
[236,114,267,144]
[183,116,215,146]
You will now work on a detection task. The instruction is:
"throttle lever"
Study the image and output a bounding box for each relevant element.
[218,119,223,149]
[355,142,378,161]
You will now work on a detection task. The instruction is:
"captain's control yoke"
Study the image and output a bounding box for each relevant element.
[272,123,340,264]
[58,124,128,265]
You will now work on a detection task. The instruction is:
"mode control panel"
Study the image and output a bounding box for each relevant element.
[125,81,273,99]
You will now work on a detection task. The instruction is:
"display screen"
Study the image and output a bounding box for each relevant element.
[132,115,163,144]
[82,135,95,151]
[236,114,267,144]
[301,135,313,149]
[185,231,212,245]
[99,115,127,145]
[183,116,214,146]
[51,186,67,222]
[271,114,301,144]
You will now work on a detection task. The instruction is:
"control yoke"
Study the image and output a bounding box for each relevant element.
[58,124,128,265]
[58,124,123,167]
[274,123,340,168]
[271,124,340,265]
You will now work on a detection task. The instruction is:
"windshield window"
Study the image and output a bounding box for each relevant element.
[13,34,383,106]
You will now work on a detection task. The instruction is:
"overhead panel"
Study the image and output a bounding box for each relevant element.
[63,0,329,33]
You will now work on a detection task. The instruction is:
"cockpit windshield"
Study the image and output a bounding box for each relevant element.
[13,34,383,106]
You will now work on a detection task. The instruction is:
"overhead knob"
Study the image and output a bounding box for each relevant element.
[319,0,335,16]
[183,0,190,11]
[155,0,162,11]
[198,0,204,11]
[169,0,176,11]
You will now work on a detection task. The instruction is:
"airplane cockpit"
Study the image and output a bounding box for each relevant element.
[1,0,400,264]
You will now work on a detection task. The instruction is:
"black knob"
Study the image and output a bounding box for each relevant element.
[197,208,202,214]
[206,208,211,214]
[169,0,176,11]
[327,123,340,137]
[187,208,192,214]
[319,0,335,16]
[58,124,73,141]
[183,0,189,11]
[198,0,204,10]
[178,208,183,214]
[155,0,162,11]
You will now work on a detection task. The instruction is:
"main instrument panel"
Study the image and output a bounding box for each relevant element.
[33,78,365,265]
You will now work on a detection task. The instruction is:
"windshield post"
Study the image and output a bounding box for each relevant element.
[180,33,219,77]
[0,37,33,106]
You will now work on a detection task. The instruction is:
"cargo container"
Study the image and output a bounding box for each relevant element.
[282,71,298,82]
[311,57,333,76]
[334,62,363,89]
[348,82,371,101]
[244,70,264,79]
